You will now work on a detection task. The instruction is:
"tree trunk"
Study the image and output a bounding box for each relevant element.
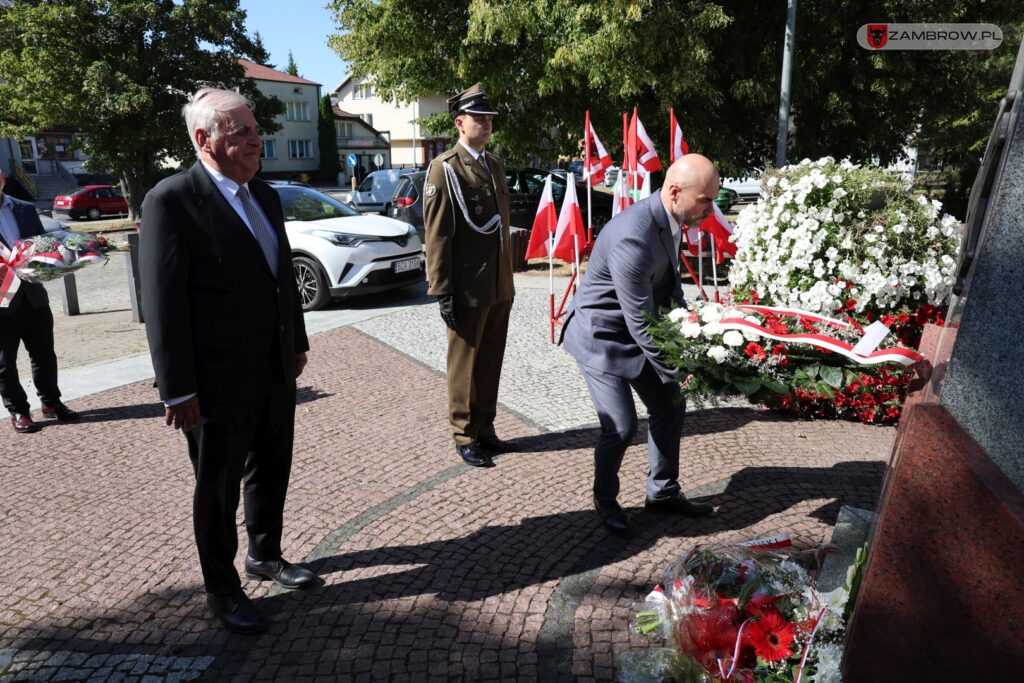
[119,161,152,222]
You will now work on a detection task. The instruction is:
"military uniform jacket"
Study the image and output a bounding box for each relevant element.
[423,142,515,308]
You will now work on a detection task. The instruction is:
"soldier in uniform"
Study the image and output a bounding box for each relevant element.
[423,83,515,468]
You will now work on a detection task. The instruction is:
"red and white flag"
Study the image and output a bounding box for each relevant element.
[637,169,652,200]
[686,204,737,262]
[523,174,558,260]
[611,172,632,217]
[551,172,586,263]
[584,111,612,187]
[628,107,662,174]
[670,107,689,163]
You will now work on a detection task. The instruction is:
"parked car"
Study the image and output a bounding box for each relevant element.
[390,171,425,243]
[348,168,418,215]
[567,159,585,175]
[269,182,424,312]
[722,176,762,204]
[52,185,128,220]
[715,187,738,212]
[506,168,614,232]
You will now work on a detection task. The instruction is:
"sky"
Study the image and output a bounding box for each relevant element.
[239,0,350,92]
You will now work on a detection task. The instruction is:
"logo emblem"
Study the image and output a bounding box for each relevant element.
[866,24,888,49]
[424,183,437,198]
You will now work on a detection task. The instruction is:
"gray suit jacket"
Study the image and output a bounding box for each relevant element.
[561,194,684,382]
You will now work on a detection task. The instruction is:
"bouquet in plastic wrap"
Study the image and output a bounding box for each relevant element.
[1,230,126,307]
[630,538,852,682]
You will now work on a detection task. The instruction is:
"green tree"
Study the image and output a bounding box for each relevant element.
[318,95,342,180]
[0,0,284,218]
[252,30,275,68]
[327,0,1019,193]
[286,50,300,77]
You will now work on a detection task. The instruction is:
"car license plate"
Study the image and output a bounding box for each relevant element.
[393,257,419,273]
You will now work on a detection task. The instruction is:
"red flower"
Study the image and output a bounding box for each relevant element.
[881,315,896,327]
[799,318,819,332]
[681,604,740,657]
[771,344,787,355]
[858,408,876,423]
[845,298,857,312]
[896,312,911,324]
[745,342,767,361]
[747,609,795,662]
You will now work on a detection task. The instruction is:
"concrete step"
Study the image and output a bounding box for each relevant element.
[31,174,78,201]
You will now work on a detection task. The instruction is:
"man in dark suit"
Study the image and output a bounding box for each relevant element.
[0,169,80,433]
[423,83,516,468]
[561,155,720,534]
[140,88,313,634]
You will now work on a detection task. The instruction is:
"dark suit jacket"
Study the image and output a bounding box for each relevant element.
[0,195,49,316]
[423,142,515,308]
[139,163,308,406]
[561,194,684,382]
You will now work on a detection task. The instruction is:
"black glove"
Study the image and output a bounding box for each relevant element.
[438,295,458,330]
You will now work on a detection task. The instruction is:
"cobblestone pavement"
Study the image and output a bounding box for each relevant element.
[2,277,895,681]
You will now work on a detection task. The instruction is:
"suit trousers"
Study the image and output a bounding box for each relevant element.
[577,360,685,503]
[0,304,60,415]
[446,298,512,446]
[184,383,296,595]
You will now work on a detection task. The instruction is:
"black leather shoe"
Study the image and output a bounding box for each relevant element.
[457,443,495,468]
[206,591,267,634]
[478,435,515,454]
[41,402,80,421]
[593,497,630,534]
[644,495,716,517]
[10,413,40,434]
[244,556,316,589]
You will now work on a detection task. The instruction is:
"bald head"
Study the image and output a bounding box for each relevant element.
[660,154,720,227]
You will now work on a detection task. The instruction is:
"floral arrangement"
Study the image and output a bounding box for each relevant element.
[1,230,124,282]
[648,299,921,417]
[719,157,960,423]
[630,539,857,682]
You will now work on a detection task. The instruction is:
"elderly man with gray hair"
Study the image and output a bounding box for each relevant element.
[140,87,313,634]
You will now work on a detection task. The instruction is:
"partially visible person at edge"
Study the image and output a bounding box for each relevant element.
[0,168,80,434]
[139,87,314,634]
[422,83,516,468]
[560,155,721,534]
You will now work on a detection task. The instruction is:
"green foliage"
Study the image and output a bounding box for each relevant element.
[286,50,300,77]
[0,0,284,217]
[318,95,342,179]
[327,0,1019,176]
[251,30,275,68]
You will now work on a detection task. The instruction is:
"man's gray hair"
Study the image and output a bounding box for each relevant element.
[182,87,254,152]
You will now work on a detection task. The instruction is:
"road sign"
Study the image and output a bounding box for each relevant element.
[374,153,384,168]
[346,153,357,168]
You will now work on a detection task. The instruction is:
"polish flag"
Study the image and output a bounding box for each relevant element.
[670,107,689,163]
[611,172,632,217]
[550,172,586,263]
[637,170,652,200]
[628,107,662,174]
[686,204,737,262]
[524,174,557,260]
[583,111,613,187]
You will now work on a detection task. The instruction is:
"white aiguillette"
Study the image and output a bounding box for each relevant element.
[851,320,891,356]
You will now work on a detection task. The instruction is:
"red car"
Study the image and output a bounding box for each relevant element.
[52,185,128,220]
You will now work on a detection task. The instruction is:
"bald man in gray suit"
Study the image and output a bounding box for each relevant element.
[562,155,721,533]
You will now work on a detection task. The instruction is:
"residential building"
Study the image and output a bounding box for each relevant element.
[332,105,391,187]
[331,77,450,169]
[240,58,322,179]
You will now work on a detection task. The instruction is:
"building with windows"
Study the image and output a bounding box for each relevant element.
[331,76,450,169]
[239,58,321,178]
[332,105,392,187]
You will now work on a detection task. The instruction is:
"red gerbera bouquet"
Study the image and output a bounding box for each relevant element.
[632,539,850,682]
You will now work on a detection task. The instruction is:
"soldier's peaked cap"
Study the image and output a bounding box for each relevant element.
[447,83,498,117]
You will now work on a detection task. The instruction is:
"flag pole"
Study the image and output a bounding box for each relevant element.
[698,231,704,298]
[709,235,721,303]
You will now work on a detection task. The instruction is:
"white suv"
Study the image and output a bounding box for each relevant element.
[270,183,425,311]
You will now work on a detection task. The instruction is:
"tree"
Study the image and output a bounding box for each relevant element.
[0,0,284,219]
[252,30,275,69]
[286,50,300,77]
[318,95,341,181]
[327,0,1019,190]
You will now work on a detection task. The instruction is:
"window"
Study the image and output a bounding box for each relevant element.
[359,113,373,128]
[288,140,313,159]
[286,101,310,121]
[353,81,375,99]
[261,139,276,159]
[335,121,353,139]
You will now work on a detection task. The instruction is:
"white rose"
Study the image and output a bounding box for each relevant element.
[679,321,702,338]
[707,345,728,363]
[701,321,724,337]
[667,308,688,323]
[699,306,722,323]
[722,330,745,347]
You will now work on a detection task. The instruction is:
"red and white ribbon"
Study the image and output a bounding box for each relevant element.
[717,305,922,367]
[0,242,34,308]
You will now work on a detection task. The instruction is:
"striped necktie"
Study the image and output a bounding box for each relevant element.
[236,185,278,277]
